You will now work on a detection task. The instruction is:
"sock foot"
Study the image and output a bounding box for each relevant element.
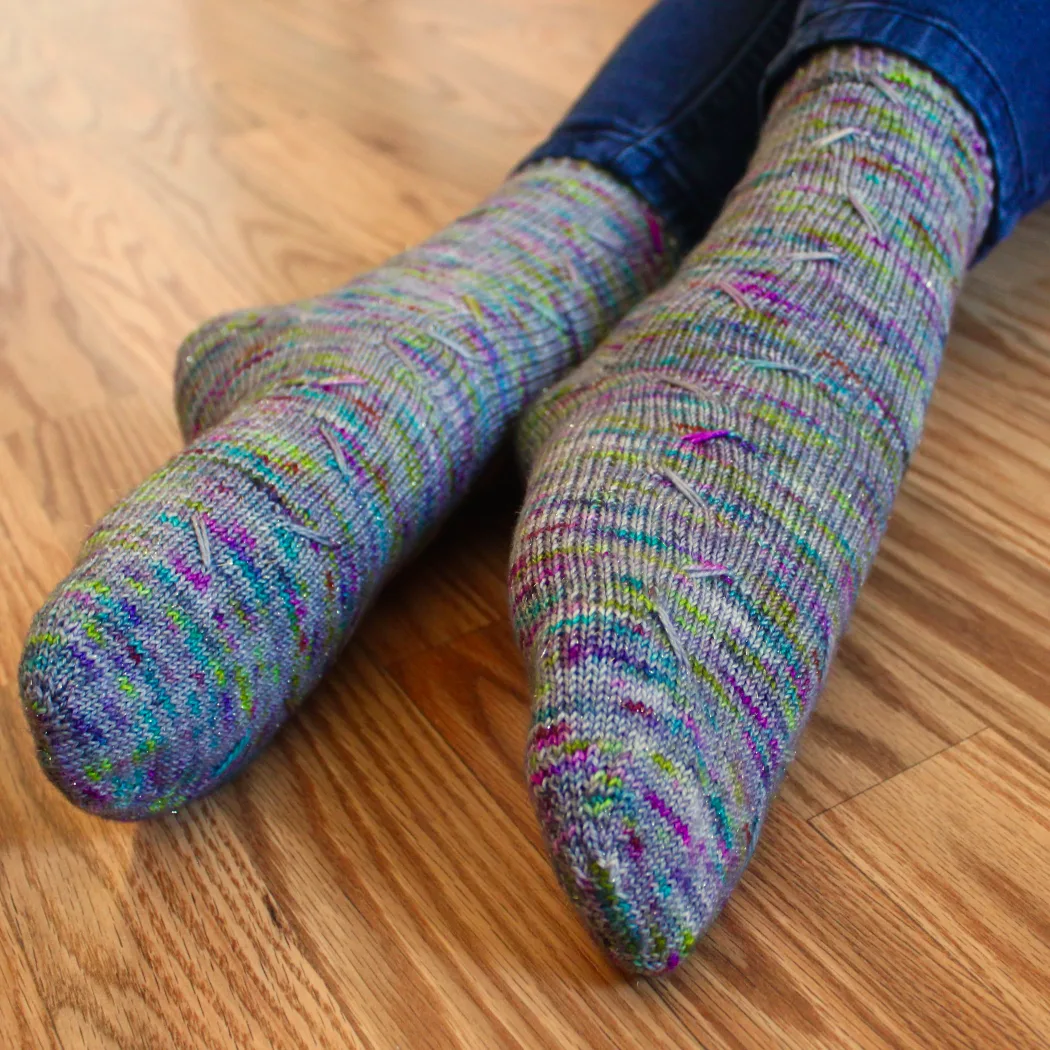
[511,49,993,973]
[20,160,672,819]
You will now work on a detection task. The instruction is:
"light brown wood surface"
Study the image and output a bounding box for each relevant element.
[0,1,1048,1047]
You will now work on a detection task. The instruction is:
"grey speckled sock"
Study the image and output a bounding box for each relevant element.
[510,49,993,974]
[19,160,673,820]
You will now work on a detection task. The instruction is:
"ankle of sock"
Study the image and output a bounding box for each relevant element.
[518,47,994,468]
[174,158,676,441]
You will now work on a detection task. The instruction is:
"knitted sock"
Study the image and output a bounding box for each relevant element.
[20,159,673,819]
[510,49,993,974]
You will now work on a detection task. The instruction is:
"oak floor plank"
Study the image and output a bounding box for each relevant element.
[387,629,1038,1049]
[681,806,1040,1050]
[227,653,705,1050]
[813,730,1050,1041]
[4,395,179,556]
[0,694,376,1050]
[0,137,240,380]
[0,902,61,1050]
[0,445,73,683]
[858,494,1050,769]
[0,191,142,438]
[781,588,987,819]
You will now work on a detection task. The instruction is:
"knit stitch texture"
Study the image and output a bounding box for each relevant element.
[20,159,672,819]
[510,49,993,974]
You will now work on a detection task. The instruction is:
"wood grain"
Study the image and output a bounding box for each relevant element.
[814,730,1050,1040]
[0,0,1048,1047]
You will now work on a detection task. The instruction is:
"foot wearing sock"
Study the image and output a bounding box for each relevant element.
[20,159,673,819]
[510,49,993,974]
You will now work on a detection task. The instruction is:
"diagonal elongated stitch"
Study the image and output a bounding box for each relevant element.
[848,189,882,240]
[318,423,351,478]
[285,521,339,546]
[684,563,730,580]
[646,214,665,256]
[190,512,212,572]
[660,469,706,511]
[662,376,709,398]
[526,295,568,329]
[713,279,754,312]
[812,126,861,150]
[866,75,903,106]
[427,325,477,359]
[649,593,692,672]
[590,228,626,253]
[784,250,841,264]
[737,358,815,379]
[312,374,364,390]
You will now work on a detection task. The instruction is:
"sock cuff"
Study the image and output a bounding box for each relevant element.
[512,157,680,264]
[766,45,995,266]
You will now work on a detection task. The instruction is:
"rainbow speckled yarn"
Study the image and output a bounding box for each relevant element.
[510,49,993,974]
[19,159,673,819]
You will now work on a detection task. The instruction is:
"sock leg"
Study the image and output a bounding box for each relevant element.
[20,160,672,819]
[510,49,993,973]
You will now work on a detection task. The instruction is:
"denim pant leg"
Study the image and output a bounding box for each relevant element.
[524,0,801,253]
[530,0,1049,261]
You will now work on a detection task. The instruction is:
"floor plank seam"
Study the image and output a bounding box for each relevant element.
[803,725,987,822]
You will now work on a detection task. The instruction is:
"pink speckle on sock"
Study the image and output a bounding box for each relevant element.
[682,429,732,445]
[647,214,664,254]
[645,792,691,844]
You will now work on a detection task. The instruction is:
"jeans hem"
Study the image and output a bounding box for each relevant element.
[520,0,798,251]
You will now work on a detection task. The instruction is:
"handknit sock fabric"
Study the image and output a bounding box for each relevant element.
[20,159,674,819]
[510,49,993,974]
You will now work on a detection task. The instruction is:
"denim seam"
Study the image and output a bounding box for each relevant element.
[546,121,647,145]
[608,141,699,217]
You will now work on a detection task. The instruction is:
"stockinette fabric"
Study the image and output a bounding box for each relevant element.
[510,49,993,974]
[20,159,673,818]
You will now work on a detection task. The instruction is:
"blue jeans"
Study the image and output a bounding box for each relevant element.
[526,0,1049,259]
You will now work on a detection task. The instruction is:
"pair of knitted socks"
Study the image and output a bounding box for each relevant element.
[20,49,992,973]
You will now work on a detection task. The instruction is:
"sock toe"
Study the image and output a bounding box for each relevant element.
[20,570,254,820]
[528,703,747,973]
[18,419,356,818]
[19,588,271,819]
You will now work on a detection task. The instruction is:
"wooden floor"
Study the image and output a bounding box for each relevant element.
[1,0,1048,1046]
